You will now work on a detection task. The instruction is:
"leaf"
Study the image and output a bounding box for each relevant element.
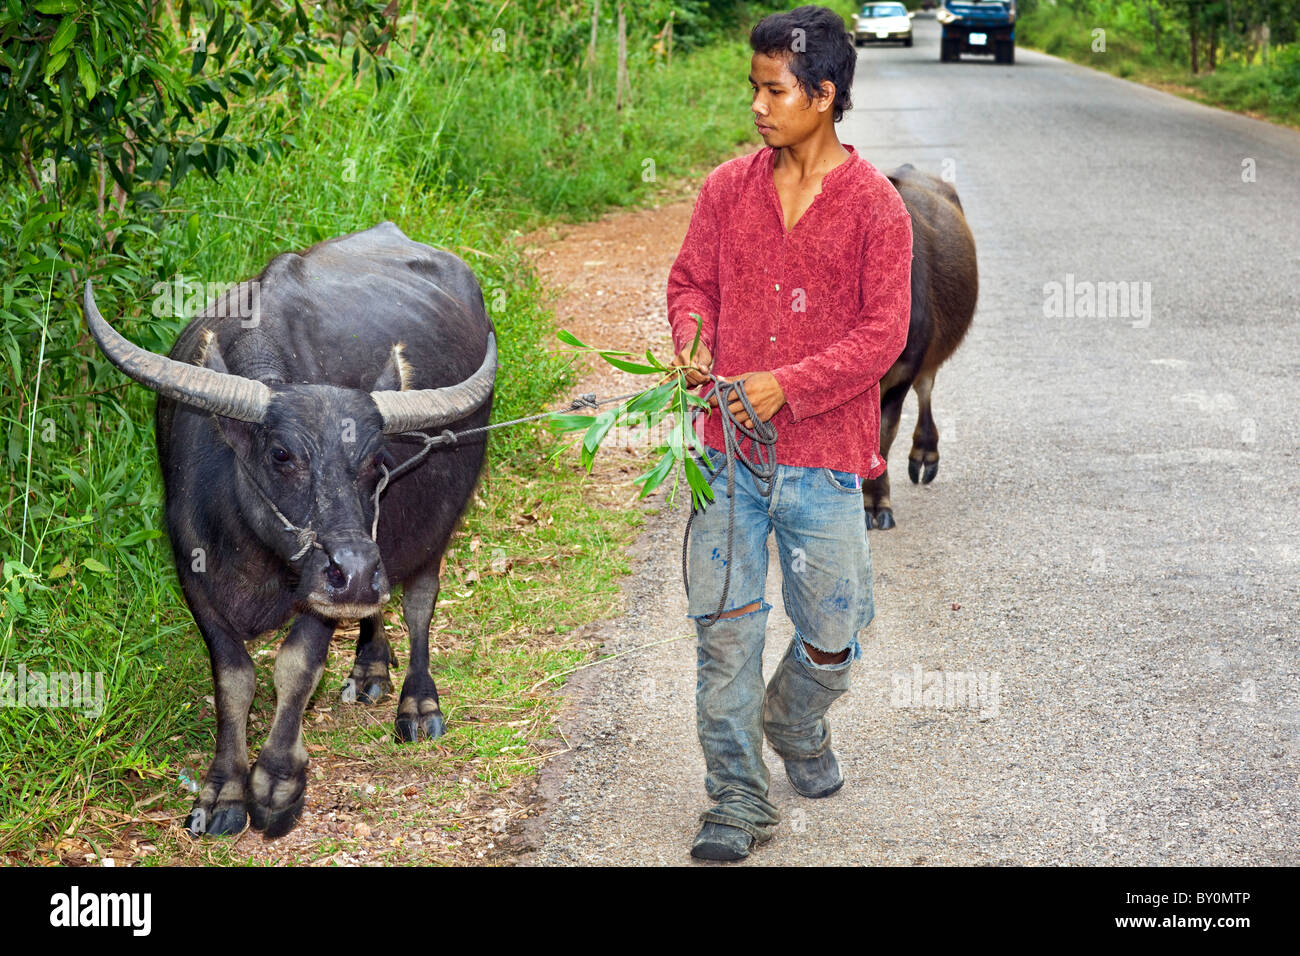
[117,529,163,547]
[632,450,676,498]
[684,455,715,510]
[547,412,596,434]
[148,143,168,181]
[49,17,78,57]
[82,558,110,574]
[688,312,703,360]
[555,328,591,350]
[44,49,70,85]
[34,0,79,14]
[74,47,97,99]
[624,381,674,416]
[599,353,660,375]
[582,409,618,455]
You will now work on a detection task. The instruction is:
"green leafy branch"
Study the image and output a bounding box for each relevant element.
[549,313,717,511]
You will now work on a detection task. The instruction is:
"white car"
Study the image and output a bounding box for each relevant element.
[855,2,914,47]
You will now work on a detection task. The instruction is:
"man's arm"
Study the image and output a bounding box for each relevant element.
[667,173,722,360]
[770,191,913,422]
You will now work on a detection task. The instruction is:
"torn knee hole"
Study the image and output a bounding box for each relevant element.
[718,600,762,619]
[802,640,850,665]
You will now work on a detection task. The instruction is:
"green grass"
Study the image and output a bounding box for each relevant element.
[0,16,769,861]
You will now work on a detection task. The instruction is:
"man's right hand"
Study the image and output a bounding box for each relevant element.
[668,341,713,387]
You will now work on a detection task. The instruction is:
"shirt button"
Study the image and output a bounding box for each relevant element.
[774,283,780,291]
[769,335,776,342]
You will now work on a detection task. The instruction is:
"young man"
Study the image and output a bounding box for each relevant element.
[666,5,913,861]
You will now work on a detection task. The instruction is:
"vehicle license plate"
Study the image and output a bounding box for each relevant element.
[876,30,889,38]
[969,32,987,44]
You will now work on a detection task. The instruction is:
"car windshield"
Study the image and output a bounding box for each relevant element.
[862,3,907,16]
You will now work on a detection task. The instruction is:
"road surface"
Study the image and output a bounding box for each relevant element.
[523,17,1300,865]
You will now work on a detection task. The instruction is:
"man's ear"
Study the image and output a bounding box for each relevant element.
[199,331,258,458]
[371,343,413,392]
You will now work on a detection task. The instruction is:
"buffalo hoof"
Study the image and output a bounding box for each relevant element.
[908,457,939,485]
[341,676,392,704]
[248,793,306,840]
[866,508,896,530]
[395,710,447,743]
[185,801,248,838]
[247,759,307,839]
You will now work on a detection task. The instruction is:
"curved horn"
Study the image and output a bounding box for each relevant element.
[371,331,497,434]
[83,280,270,423]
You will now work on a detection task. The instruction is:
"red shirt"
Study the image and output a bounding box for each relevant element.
[667,144,912,479]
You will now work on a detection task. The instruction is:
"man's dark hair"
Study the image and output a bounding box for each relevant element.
[749,5,855,123]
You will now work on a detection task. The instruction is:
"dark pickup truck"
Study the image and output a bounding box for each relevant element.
[937,0,1016,64]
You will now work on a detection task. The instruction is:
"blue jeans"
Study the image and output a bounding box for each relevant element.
[687,444,875,843]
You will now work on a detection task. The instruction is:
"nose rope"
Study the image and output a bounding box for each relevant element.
[236,458,324,561]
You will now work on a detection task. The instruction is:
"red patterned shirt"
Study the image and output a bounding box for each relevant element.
[667,144,912,479]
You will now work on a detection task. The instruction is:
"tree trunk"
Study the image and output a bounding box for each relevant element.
[616,2,628,111]
[586,0,599,100]
[1208,23,1217,70]
[1189,5,1199,74]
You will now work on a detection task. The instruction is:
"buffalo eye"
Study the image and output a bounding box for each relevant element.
[270,446,292,465]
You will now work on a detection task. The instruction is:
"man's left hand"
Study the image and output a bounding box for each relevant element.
[708,371,786,429]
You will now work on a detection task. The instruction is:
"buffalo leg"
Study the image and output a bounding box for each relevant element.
[340,612,397,704]
[395,567,447,743]
[909,369,940,485]
[247,611,335,839]
[187,625,255,837]
[865,377,912,530]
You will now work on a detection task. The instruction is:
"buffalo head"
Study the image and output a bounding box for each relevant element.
[82,280,496,619]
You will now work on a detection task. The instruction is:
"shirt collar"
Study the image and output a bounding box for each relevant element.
[764,143,860,188]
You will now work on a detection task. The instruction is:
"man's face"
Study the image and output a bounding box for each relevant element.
[749,51,835,148]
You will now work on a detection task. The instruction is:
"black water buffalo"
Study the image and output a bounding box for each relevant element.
[84,221,497,838]
[865,164,978,529]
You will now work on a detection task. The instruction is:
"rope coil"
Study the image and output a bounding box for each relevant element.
[681,375,778,628]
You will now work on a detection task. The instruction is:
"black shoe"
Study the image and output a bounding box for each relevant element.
[691,821,754,861]
[783,748,844,798]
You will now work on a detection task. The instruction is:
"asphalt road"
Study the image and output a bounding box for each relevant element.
[525,18,1300,865]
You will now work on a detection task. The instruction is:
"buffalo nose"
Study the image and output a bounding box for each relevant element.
[324,543,389,605]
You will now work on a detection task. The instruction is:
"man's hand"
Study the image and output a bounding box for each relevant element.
[668,341,713,387]
[708,371,785,429]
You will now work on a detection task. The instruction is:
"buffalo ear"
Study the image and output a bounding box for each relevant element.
[371,343,413,392]
[199,331,258,457]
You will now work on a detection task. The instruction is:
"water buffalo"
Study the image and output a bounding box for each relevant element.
[864,164,978,529]
[83,221,497,838]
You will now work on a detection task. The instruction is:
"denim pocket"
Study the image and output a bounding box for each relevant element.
[821,467,861,494]
[694,445,726,485]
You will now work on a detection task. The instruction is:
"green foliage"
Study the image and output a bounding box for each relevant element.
[1017,0,1300,126]
[548,323,717,512]
[1,0,398,210]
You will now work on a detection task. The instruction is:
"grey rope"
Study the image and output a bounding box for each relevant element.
[681,375,778,628]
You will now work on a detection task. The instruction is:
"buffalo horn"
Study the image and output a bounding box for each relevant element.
[83,281,270,422]
[371,331,497,434]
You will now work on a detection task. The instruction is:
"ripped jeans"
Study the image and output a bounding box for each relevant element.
[686,443,876,843]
